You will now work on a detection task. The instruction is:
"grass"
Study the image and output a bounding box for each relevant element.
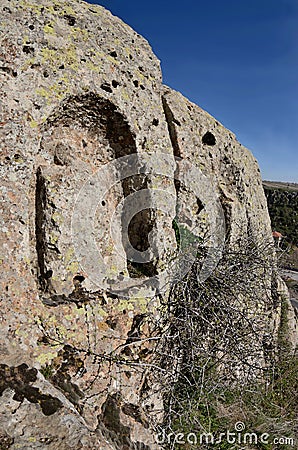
[161,293,298,450]
[165,353,298,449]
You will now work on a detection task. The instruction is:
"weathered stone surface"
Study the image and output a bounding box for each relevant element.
[0,0,297,448]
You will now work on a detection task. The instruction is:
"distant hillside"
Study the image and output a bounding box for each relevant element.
[263,181,298,247]
[263,181,298,192]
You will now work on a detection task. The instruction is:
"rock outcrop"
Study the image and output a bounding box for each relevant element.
[0,1,297,448]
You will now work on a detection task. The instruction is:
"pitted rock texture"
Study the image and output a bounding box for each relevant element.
[0,0,297,449]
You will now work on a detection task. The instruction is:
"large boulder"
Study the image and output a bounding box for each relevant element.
[0,0,297,448]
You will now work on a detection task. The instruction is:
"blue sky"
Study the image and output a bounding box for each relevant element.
[88,0,298,182]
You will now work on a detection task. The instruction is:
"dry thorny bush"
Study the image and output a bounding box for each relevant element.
[147,231,298,448]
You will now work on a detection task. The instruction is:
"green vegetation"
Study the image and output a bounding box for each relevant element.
[163,297,298,449]
[168,356,298,449]
[172,218,202,251]
[264,184,298,247]
[40,364,54,379]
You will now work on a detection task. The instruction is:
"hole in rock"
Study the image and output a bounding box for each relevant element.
[23,46,34,55]
[100,83,112,93]
[44,269,53,279]
[64,15,76,26]
[73,275,85,284]
[202,131,216,146]
[43,93,158,282]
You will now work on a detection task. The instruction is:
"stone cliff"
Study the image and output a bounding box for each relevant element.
[0,1,297,449]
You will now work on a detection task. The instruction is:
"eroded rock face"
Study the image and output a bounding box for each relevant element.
[0,0,297,448]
